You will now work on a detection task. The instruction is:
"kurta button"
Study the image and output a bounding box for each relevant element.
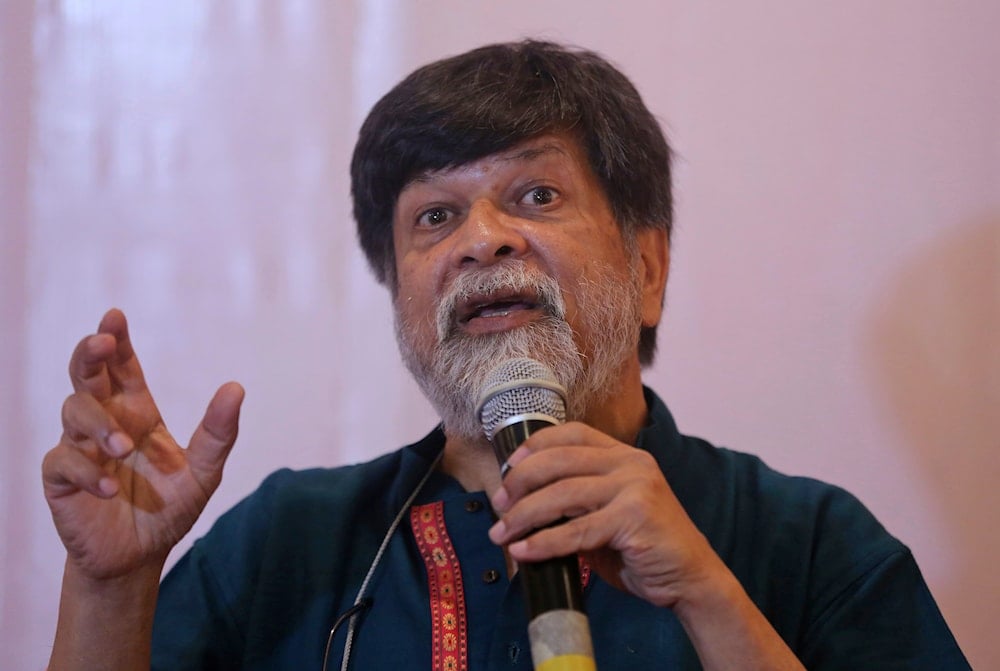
[465,499,483,513]
[482,568,500,584]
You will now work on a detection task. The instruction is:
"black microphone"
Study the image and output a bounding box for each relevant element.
[477,358,596,671]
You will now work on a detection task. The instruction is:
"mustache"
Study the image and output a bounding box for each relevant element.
[435,261,566,342]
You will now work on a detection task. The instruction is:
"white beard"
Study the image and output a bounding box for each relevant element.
[395,258,642,443]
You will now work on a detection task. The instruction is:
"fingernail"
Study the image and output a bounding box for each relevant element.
[491,486,509,511]
[107,432,131,457]
[488,519,507,543]
[98,476,118,497]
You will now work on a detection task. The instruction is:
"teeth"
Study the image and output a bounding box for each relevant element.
[469,300,530,320]
[479,306,512,318]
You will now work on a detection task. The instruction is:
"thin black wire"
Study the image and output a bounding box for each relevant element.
[321,598,372,671]
[320,444,444,671]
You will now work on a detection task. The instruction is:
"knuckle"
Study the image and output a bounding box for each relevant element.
[40,447,58,474]
[617,484,657,518]
[60,394,76,422]
[41,443,77,482]
[622,446,655,469]
[568,517,591,549]
[502,511,528,540]
[499,473,525,500]
[549,477,576,500]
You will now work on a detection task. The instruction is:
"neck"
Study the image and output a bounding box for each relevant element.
[441,434,505,495]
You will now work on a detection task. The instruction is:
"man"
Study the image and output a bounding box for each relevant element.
[43,41,968,670]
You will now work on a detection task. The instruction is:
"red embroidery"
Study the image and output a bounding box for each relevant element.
[411,502,469,671]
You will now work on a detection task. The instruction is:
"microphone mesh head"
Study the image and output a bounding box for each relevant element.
[477,358,567,441]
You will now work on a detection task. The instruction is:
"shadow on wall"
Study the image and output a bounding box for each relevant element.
[865,217,1000,669]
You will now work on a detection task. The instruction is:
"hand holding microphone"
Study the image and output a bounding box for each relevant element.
[478,358,596,671]
[480,358,733,669]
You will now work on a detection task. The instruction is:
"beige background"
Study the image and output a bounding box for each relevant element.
[2,2,997,669]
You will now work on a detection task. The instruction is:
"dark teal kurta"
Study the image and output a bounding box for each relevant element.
[152,389,969,669]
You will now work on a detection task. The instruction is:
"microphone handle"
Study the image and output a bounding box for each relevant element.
[492,419,596,670]
[521,555,584,617]
[490,418,552,475]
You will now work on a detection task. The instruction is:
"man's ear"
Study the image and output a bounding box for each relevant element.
[636,227,669,328]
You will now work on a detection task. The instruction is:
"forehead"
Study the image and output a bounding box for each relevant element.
[404,133,595,188]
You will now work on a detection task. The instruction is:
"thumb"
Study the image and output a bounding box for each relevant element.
[186,381,245,494]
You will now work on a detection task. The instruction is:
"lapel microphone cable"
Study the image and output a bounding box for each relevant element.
[321,446,445,671]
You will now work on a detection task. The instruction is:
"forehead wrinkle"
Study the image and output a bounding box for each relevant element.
[497,142,570,164]
[406,141,572,188]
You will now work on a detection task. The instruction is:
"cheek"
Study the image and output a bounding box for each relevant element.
[393,270,441,343]
[395,254,430,303]
[396,243,459,319]
[394,287,427,328]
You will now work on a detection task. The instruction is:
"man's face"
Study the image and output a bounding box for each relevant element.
[391,133,663,442]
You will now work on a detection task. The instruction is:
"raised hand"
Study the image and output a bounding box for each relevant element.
[42,308,244,580]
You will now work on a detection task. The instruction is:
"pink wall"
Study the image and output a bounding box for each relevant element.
[2,2,997,669]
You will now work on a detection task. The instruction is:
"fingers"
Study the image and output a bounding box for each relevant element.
[61,392,135,459]
[69,309,149,399]
[42,440,121,500]
[97,308,149,394]
[45,380,244,508]
[503,506,620,564]
[517,421,618,451]
[45,391,136,501]
[68,332,116,399]
[185,382,245,494]
[489,472,621,553]
[492,424,634,512]
[488,426,669,560]
[489,460,626,547]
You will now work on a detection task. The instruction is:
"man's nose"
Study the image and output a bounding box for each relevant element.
[451,199,529,268]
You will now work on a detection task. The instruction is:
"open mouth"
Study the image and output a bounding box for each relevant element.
[458,293,540,324]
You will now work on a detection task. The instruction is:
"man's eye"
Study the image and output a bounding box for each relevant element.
[417,208,450,226]
[522,187,557,206]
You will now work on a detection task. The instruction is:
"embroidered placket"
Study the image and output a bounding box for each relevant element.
[412,502,470,671]
[411,501,593,671]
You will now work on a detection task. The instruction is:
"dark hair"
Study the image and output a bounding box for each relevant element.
[351,40,673,365]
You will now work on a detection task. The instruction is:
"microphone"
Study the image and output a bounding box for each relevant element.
[477,358,596,671]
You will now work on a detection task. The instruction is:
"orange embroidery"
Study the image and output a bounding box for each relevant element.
[411,502,469,671]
